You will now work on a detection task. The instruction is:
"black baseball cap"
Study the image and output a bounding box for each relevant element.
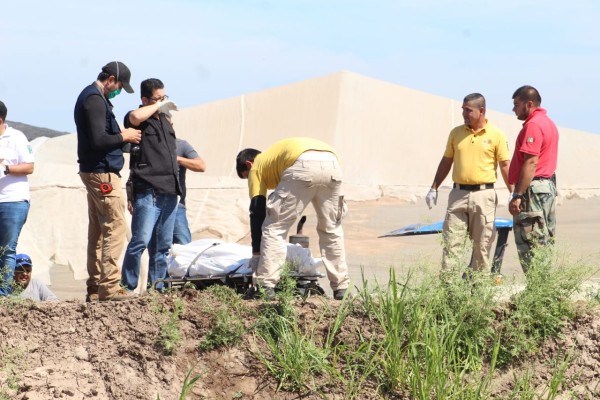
[102,61,134,94]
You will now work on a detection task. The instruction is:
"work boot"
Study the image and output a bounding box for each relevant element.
[243,286,276,300]
[99,288,137,302]
[333,288,347,300]
[85,293,99,303]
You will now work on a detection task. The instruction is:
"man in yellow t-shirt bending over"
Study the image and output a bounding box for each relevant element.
[235,137,350,300]
[427,93,512,276]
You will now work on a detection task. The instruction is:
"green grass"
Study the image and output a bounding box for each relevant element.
[496,245,589,366]
[156,364,202,400]
[249,243,595,399]
[0,345,26,399]
[252,263,334,392]
[198,285,250,352]
[153,297,185,355]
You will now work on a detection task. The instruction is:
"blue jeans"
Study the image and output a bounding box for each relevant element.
[121,189,178,291]
[149,203,192,280]
[173,204,192,245]
[0,201,30,296]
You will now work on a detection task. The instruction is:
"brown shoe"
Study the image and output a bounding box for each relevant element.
[99,289,137,302]
[86,293,99,303]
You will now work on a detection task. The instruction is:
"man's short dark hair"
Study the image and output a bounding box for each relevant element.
[463,93,486,109]
[512,85,542,106]
[0,101,6,121]
[140,78,164,99]
[97,71,110,81]
[236,148,261,178]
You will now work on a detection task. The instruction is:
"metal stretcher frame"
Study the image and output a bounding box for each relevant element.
[154,216,327,296]
[379,218,513,274]
[154,269,326,296]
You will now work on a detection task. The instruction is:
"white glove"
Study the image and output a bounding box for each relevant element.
[158,100,178,117]
[425,188,438,209]
[249,255,260,272]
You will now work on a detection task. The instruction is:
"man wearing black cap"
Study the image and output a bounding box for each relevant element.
[13,253,58,302]
[74,61,142,302]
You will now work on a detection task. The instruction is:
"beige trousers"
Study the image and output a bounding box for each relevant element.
[257,158,350,290]
[80,172,127,299]
[442,187,497,273]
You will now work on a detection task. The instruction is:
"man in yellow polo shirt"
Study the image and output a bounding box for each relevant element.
[427,93,512,276]
[235,137,350,300]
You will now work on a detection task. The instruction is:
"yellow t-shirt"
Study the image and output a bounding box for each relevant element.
[443,121,510,184]
[248,137,336,198]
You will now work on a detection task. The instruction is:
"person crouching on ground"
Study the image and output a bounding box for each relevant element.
[13,253,58,302]
[235,137,350,300]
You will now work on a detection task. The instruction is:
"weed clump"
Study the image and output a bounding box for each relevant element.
[496,245,589,366]
[198,285,250,352]
[153,297,185,355]
[248,247,595,399]
[0,344,26,399]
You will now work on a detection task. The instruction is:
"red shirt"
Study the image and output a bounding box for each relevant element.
[508,108,559,184]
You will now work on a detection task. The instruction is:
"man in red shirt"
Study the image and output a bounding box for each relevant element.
[508,85,559,272]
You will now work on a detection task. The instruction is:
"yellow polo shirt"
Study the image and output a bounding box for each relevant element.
[443,121,509,185]
[248,137,336,198]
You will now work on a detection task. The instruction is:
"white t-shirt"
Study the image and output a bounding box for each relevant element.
[0,125,34,202]
[20,278,59,302]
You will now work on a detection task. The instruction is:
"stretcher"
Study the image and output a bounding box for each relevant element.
[154,238,326,297]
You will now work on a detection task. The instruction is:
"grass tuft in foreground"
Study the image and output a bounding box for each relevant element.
[153,297,185,355]
[253,262,332,392]
[250,244,595,399]
[198,285,251,352]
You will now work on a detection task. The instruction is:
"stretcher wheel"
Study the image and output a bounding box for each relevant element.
[296,280,326,298]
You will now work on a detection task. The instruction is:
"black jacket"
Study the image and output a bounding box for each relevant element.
[74,83,124,173]
[125,111,181,195]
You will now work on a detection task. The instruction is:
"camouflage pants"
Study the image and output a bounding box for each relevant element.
[513,177,557,272]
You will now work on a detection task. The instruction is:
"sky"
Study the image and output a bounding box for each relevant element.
[1,0,599,134]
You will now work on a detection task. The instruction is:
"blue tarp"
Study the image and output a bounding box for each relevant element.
[380,218,513,238]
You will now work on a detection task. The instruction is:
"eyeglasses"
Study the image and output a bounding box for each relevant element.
[14,268,32,275]
[149,95,169,102]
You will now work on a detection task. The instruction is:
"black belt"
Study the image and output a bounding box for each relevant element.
[453,183,494,191]
[532,173,556,181]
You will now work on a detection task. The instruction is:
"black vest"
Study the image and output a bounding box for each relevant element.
[74,84,124,173]
[126,112,181,195]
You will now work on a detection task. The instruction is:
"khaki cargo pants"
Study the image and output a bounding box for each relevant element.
[257,158,350,291]
[442,187,497,274]
[80,172,127,300]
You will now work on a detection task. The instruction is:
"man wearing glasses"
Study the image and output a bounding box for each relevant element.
[121,78,181,292]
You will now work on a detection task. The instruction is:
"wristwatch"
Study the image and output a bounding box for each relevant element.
[511,193,524,200]
[3,165,8,176]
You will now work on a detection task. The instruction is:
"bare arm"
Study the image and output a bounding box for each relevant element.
[499,160,513,192]
[514,154,537,195]
[177,156,206,172]
[431,156,453,189]
[121,127,142,144]
[5,162,34,176]
[509,153,538,215]
[127,103,162,127]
